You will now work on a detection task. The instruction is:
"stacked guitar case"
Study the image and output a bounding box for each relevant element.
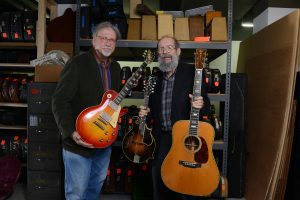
[80,0,127,39]
[0,11,37,42]
[100,0,128,39]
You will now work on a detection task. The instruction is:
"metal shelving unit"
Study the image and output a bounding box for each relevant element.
[74,0,233,196]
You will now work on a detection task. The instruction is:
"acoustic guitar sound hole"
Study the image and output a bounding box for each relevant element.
[184,135,201,152]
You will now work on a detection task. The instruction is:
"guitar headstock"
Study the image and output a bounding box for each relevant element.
[143,50,155,64]
[194,49,207,69]
[143,75,157,97]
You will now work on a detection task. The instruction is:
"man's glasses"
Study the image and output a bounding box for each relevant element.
[95,36,116,44]
[158,45,176,53]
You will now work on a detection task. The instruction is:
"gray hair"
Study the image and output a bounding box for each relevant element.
[92,21,121,40]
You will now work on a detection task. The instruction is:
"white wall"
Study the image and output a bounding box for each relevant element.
[253,7,296,34]
[209,41,241,74]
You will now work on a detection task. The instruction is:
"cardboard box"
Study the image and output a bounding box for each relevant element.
[34,64,63,82]
[205,11,222,27]
[46,42,74,57]
[189,16,204,40]
[141,15,157,40]
[158,14,173,39]
[130,0,142,18]
[174,18,189,41]
[127,18,141,40]
[207,17,228,41]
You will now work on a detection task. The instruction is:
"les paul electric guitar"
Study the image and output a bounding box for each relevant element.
[161,49,220,196]
[122,75,156,163]
[76,50,154,148]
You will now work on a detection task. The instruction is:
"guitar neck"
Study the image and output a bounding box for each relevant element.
[139,94,149,131]
[189,69,202,135]
[113,62,147,105]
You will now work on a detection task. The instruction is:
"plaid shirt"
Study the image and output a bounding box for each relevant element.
[161,73,175,131]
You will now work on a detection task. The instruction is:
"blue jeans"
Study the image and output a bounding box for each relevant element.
[62,147,112,200]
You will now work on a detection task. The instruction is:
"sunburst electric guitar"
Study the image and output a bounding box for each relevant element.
[161,49,220,196]
[76,50,154,148]
[122,75,157,163]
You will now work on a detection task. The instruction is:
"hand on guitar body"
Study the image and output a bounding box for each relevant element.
[72,131,94,148]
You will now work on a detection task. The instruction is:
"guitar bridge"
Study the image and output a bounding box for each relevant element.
[179,160,201,168]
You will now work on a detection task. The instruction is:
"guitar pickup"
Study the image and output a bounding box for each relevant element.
[98,117,107,125]
[93,121,105,130]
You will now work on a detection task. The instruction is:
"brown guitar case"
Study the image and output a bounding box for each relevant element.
[0,78,5,102]
[1,77,11,102]
[9,78,20,103]
[47,8,76,42]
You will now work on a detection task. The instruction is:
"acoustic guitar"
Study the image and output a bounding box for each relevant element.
[122,75,156,163]
[76,50,154,148]
[161,49,220,196]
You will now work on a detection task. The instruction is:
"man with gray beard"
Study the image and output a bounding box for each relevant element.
[139,35,211,200]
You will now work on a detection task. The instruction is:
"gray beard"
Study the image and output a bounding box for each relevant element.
[158,54,179,72]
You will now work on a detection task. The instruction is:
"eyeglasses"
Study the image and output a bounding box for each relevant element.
[95,36,117,44]
[158,45,176,53]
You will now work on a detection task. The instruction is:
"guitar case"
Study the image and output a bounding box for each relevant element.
[9,78,21,103]
[0,155,21,199]
[0,138,10,156]
[10,12,23,41]
[1,77,11,102]
[23,11,37,41]
[220,73,247,198]
[210,69,221,93]
[152,67,160,77]
[0,12,11,41]
[47,8,75,42]
[120,66,132,91]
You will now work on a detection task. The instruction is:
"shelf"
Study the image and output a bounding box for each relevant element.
[80,39,230,49]
[208,94,228,101]
[0,42,36,49]
[125,92,227,101]
[0,63,34,69]
[79,39,229,62]
[0,102,28,107]
[0,124,27,130]
[213,140,225,150]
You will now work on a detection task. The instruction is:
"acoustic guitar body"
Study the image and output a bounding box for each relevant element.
[161,120,220,196]
[76,90,122,148]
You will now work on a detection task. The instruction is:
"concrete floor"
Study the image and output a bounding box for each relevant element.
[7,183,131,200]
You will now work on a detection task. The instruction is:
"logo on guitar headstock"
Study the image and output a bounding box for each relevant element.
[194,49,208,70]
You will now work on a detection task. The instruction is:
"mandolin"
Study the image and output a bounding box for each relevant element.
[161,49,220,196]
[122,75,156,163]
[76,50,154,148]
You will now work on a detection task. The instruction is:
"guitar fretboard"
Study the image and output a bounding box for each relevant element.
[189,69,202,136]
[113,62,147,105]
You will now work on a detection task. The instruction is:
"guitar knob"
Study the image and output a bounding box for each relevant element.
[99,138,103,142]
[104,131,108,135]
[112,133,115,136]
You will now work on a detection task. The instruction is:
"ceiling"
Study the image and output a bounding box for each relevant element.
[0,0,300,40]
